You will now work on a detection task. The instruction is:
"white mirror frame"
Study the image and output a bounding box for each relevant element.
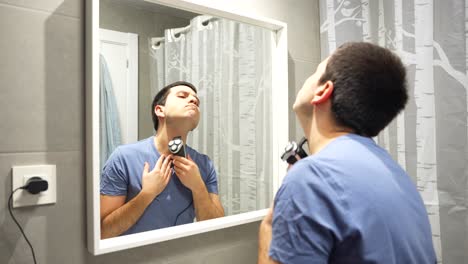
[86,0,288,255]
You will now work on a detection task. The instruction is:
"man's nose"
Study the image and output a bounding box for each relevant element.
[188,96,197,104]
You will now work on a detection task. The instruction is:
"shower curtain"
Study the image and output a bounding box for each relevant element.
[149,16,274,216]
[319,0,468,262]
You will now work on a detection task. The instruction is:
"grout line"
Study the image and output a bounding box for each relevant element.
[0,2,81,20]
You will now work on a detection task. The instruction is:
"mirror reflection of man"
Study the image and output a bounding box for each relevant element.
[258,42,436,263]
[100,81,225,239]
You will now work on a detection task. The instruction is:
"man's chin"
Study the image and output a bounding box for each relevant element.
[293,102,311,114]
[186,118,199,131]
[188,123,198,131]
[169,115,199,131]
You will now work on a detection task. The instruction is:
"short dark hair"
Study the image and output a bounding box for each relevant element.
[319,42,408,137]
[151,81,197,131]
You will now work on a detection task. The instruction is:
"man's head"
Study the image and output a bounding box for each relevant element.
[294,42,407,137]
[152,81,200,132]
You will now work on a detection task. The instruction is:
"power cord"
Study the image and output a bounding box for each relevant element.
[8,177,48,264]
[173,200,193,226]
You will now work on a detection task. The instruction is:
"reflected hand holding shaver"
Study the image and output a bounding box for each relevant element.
[168,136,186,158]
[280,137,308,165]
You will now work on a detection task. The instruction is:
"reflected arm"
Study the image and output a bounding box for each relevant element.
[100,155,173,239]
[100,192,154,239]
[172,155,225,220]
[192,188,225,221]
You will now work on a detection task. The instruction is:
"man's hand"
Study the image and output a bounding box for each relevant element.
[172,154,205,192]
[287,154,303,171]
[141,154,173,200]
[258,206,280,264]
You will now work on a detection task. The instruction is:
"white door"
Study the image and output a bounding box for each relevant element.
[100,28,138,145]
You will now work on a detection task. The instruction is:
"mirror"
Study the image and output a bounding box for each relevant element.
[86,0,288,255]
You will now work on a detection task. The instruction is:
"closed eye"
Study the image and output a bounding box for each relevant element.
[177,92,188,99]
[177,91,199,106]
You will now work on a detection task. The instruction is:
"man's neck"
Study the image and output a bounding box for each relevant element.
[307,125,351,155]
[297,111,352,155]
[154,125,189,155]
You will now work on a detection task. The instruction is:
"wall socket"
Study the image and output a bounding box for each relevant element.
[12,165,56,208]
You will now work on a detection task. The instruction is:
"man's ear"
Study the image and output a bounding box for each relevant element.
[155,105,165,118]
[311,81,334,105]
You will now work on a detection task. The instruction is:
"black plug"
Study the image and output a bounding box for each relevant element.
[22,177,48,194]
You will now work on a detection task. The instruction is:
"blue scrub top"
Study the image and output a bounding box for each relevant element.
[269,134,436,264]
[100,136,218,235]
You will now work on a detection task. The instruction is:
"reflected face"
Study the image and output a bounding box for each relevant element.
[163,85,201,130]
[293,57,329,113]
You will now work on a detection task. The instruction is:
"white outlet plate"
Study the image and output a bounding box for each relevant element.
[12,165,56,208]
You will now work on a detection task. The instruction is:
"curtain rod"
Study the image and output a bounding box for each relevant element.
[151,16,218,49]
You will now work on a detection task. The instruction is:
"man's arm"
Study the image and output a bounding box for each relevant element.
[100,155,173,239]
[258,207,280,264]
[100,192,154,239]
[192,188,224,220]
[172,155,225,220]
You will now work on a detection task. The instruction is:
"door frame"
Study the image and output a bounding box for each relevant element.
[99,28,138,144]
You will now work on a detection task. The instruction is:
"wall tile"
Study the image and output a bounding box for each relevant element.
[89,222,259,264]
[0,0,82,18]
[0,5,83,153]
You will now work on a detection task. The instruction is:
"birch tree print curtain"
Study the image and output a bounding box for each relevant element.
[320,0,468,263]
[149,16,274,216]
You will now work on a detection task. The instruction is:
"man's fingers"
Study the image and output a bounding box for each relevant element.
[163,158,173,177]
[162,155,173,169]
[173,166,179,175]
[172,160,188,172]
[173,166,184,178]
[154,154,166,171]
[165,165,172,177]
[164,167,172,183]
[173,156,190,165]
[143,162,149,174]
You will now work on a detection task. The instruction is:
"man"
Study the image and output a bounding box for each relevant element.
[258,42,436,263]
[100,81,224,239]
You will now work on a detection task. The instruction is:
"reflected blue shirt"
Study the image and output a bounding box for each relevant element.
[269,134,436,264]
[100,136,218,235]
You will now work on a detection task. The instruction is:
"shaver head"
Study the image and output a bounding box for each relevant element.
[281,141,299,165]
[168,136,186,157]
[280,137,309,165]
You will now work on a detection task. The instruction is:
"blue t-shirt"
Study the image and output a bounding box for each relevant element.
[100,136,219,235]
[269,134,436,263]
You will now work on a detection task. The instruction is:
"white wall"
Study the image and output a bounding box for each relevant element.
[0,0,320,263]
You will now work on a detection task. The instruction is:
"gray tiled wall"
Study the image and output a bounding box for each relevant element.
[0,0,320,263]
